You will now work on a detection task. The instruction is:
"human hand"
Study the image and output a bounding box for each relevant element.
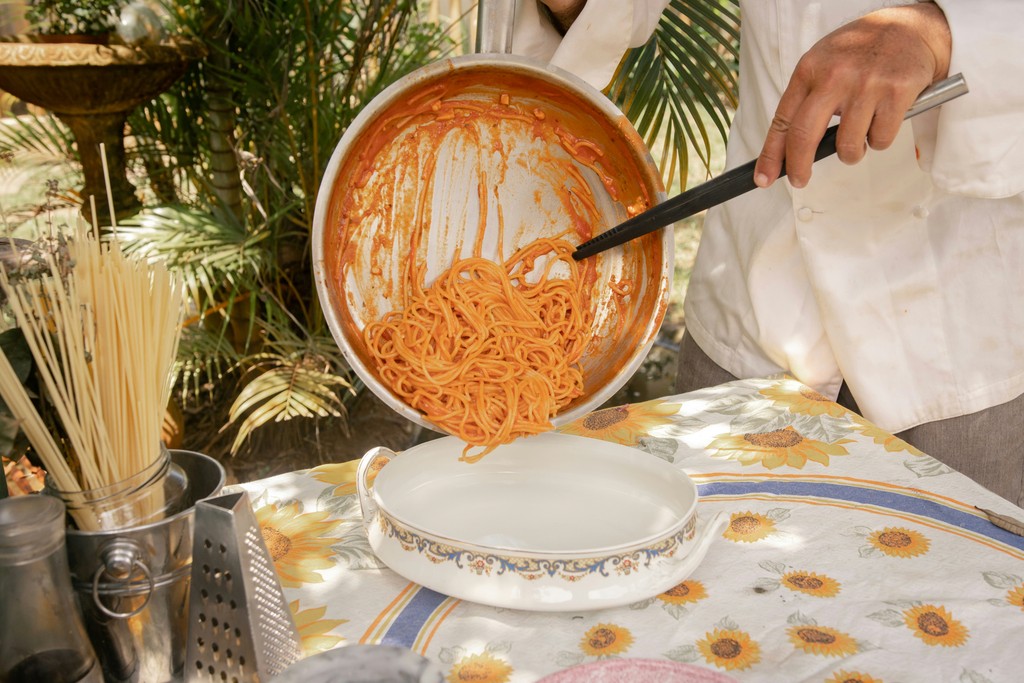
[754,2,951,189]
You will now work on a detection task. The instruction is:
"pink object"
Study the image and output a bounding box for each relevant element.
[537,659,737,683]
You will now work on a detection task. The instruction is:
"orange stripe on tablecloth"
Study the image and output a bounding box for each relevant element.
[415,597,461,655]
[360,582,418,644]
[708,493,1024,560]
[689,471,978,511]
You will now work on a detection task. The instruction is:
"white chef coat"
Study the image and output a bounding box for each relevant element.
[683,0,1024,432]
[513,0,1024,433]
[512,0,671,91]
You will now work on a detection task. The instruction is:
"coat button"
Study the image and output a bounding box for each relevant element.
[797,206,814,222]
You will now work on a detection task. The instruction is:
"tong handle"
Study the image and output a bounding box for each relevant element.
[572,73,969,261]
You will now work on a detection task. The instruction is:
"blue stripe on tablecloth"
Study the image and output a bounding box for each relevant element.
[380,586,448,648]
[697,480,1024,550]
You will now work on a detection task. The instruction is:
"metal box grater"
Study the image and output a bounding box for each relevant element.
[186,491,302,682]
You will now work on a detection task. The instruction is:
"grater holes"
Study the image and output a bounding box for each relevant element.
[196,636,205,652]
[198,612,206,624]
[211,617,219,628]
[204,538,212,550]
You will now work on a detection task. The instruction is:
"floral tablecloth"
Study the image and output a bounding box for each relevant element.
[235,376,1024,683]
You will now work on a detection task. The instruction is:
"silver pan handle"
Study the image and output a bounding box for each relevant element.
[476,0,517,55]
[904,72,968,120]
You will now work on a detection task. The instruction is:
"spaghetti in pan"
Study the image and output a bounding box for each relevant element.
[313,60,672,449]
[364,237,591,460]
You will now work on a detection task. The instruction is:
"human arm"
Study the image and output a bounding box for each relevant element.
[753,2,951,189]
[512,0,670,91]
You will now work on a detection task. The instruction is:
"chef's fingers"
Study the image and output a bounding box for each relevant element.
[780,92,841,189]
[865,83,920,151]
[754,82,812,188]
[834,99,875,165]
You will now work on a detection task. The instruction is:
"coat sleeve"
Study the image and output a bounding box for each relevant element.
[912,0,1024,198]
[511,0,671,91]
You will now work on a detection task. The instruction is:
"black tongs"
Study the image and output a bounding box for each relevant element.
[573,73,969,261]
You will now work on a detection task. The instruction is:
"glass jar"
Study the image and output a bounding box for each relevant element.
[0,495,103,683]
[44,444,189,532]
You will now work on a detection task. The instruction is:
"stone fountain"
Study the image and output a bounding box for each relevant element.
[0,36,203,224]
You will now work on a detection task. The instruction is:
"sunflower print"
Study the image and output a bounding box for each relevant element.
[579,623,634,657]
[867,527,930,558]
[1008,583,1024,611]
[722,511,776,543]
[760,383,849,418]
[446,652,513,683]
[781,570,841,597]
[697,628,760,671]
[787,624,857,657]
[310,456,389,498]
[658,580,708,605]
[903,604,969,647]
[557,399,680,445]
[309,460,359,497]
[825,671,883,683]
[707,426,852,469]
[256,502,342,588]
[289,600,347,655]
[852,420,925,456]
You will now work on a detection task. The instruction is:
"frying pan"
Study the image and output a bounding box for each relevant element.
[311,0,672,434]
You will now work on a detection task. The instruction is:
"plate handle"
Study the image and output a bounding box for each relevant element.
[689,511,728,560]
[356,446,397,532]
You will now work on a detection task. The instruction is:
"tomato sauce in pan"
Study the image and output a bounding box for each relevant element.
[320,63,668,409]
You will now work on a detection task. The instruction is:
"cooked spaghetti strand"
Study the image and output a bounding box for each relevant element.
[364,238,591,461]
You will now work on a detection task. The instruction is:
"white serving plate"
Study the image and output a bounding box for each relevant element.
[356,432,723,611]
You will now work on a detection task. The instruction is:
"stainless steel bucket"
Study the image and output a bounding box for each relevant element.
[64,450,226,683]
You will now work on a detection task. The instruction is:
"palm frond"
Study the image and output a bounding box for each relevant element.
[175,323,240,401]
[225,352,353,454]
[609,0,739,190]
[0,112,74,160]
[115,204,269,305]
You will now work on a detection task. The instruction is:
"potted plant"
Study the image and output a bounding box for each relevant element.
[23,0,125,43]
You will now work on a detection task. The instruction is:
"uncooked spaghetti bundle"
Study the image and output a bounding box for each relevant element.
[0,226,184,529]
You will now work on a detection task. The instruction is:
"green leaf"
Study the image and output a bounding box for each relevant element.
[610,0,739,190]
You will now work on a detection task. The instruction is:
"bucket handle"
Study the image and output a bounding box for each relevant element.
[476,0,516,55]
[356,446,397,533]
[91,539,155,619]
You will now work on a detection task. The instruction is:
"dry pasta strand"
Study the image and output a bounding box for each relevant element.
[0,225,184,529]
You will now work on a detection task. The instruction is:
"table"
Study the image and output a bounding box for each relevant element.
[234,376,1024,682]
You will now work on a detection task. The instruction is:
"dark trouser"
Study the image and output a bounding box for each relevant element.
[674,330,1024,508]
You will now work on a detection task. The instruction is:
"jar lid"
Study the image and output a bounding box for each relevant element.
[0,495,65,563]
